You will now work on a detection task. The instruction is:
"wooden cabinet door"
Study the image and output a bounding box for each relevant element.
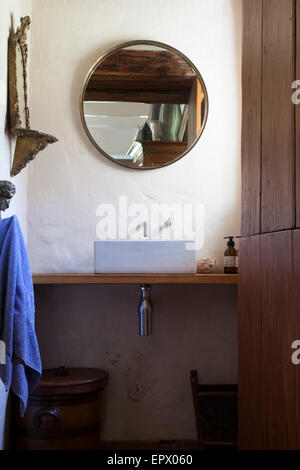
[242,0,295,235]
[238,236,264,449]
[293,230,300,447]
[261,0,295,232]
[239,231,299,449]
[261,231,296,449]
[296,1,300,228]
[241,0,262,236]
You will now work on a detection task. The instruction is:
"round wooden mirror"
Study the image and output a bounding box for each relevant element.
[80,40,208,169]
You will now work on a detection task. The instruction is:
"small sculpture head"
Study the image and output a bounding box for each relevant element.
[0,181,16,211]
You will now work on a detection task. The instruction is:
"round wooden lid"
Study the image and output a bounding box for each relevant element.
[33,367,109,396]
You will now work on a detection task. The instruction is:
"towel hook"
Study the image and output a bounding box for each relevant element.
[0,181,16,219]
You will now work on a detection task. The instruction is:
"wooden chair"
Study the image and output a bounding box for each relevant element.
[190,370,238,449]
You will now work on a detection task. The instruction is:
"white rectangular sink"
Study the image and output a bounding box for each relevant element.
[94,240,196,273]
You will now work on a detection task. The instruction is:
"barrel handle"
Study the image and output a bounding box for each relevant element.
[33,408,62,430]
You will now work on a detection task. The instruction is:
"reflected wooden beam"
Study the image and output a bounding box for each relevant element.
[85,50,196,104]
[84,88,190,104]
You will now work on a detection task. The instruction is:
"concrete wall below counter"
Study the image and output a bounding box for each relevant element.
[35,284,237,441]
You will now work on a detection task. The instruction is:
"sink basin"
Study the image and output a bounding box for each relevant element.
[94,240,196,273]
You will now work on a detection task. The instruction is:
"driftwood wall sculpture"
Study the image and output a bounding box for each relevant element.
[8,16,57,177]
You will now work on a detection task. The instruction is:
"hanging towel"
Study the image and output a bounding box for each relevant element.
[0,215,41,416]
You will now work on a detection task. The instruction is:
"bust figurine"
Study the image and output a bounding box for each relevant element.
[0,181,16,212]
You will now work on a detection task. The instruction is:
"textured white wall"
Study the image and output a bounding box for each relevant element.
[28,0,242,273]
[0,0,33,451]
[28,0,242,441]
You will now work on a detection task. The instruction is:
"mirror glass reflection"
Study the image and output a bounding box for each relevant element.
[82,42,208,169]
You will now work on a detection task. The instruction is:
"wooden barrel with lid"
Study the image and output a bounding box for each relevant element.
[14,367,109,450]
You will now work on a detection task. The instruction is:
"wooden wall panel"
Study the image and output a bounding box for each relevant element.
[261,0,295,233]
[241,0,262,236]
[296,1,300,227]
[293,229,300,447]
[261,231,296,449]
[238,236,263,449]
[240,0,300,450]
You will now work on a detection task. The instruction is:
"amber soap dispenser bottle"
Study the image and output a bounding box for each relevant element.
[224,236,238,274]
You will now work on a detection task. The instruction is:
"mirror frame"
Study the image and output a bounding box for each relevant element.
[80,40,209,170]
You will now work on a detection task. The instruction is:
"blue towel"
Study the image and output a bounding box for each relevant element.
[0,215,41,416]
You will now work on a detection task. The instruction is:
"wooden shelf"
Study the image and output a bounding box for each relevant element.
[33,273,238,285]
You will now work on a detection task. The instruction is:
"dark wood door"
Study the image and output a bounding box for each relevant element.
[296,1,300,228]
[240,0,300,450]
[241,0,296,236]
[293,229,300,447]
[238,236,264,449]
[239,230,299,449]
[241,0,262,236]
[261,231,296,449]
[261,0,295,233]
